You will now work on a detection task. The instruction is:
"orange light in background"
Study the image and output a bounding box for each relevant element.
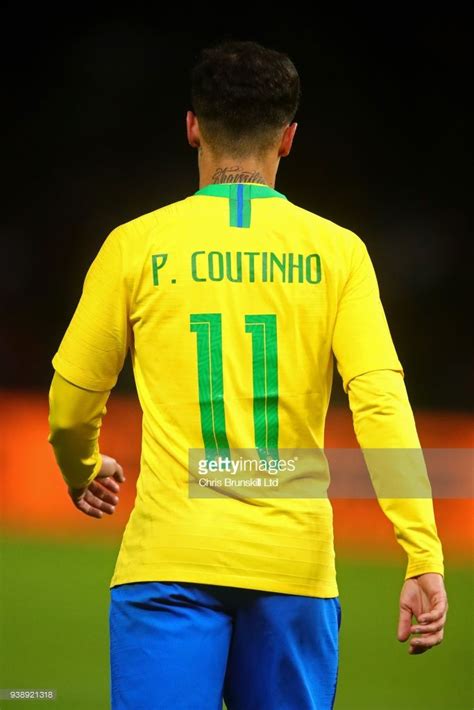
[0,390,472,561]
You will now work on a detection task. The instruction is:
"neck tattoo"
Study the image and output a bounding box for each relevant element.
[211,166,267,185]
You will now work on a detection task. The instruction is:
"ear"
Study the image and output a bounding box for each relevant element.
[278,122,298,157]
[186,110,201,149]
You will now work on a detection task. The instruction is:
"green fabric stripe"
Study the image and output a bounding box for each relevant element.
[241,184,252,228]
[229,184,239,227]
[227,184,252,228]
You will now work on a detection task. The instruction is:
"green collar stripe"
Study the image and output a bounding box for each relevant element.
[195,183,287,200]
[195,183,287,229]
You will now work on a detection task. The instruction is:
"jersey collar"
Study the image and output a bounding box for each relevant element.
[194,183,287,200]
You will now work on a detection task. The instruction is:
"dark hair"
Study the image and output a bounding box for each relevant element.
[191,40,300,157]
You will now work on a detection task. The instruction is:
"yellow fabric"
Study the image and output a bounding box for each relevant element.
[48,371,108,489]
[50,185,443,596]
[347,370,444,579]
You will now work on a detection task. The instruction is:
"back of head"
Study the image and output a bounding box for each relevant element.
[191,40,301,159]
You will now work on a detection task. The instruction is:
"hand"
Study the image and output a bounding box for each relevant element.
[68,454,126,519]
[397,573,448,654]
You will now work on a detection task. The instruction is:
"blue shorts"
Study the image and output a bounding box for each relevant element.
[109,581,341,710]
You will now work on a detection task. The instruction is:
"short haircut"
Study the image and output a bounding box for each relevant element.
[191,40,301,158]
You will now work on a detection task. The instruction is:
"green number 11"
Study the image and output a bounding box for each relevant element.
[190,313,279,459]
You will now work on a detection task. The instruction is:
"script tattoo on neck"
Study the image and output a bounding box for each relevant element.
[211,166,267,185]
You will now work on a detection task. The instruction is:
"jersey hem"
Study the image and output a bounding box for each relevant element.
[109,568,339,598]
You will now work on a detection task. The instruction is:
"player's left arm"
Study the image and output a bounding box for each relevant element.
[332,234,447,654]
[347,369,448,654]
[48,225,131,515]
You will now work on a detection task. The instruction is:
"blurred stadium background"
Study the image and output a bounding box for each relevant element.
[1,11,472,710]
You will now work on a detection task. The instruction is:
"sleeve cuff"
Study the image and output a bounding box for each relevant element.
[405,560,445,580]
[65,452,102,491]
[52,352,116,392]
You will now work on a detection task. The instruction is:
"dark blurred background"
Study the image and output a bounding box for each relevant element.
[2,9,472,408]
[1,13,473,709]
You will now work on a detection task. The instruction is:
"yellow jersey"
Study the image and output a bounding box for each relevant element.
[51,182,443,596]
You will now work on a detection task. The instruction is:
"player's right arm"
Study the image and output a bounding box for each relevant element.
[48,370,125,518]
[331,233,447,653]
[48,225,130,515]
